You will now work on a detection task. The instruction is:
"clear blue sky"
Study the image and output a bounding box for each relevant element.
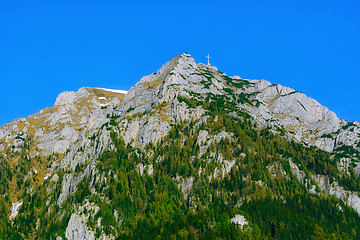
[1,0,359,126]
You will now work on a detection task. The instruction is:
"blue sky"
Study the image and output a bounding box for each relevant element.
[0,0,359,126]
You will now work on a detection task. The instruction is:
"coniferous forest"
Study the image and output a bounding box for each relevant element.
[36,106,358,239]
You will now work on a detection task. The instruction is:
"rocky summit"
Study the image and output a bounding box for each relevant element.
[0,53,360,239]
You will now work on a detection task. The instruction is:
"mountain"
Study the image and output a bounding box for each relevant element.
[0,53,360,239]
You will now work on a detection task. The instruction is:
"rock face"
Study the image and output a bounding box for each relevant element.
[116,52,360,154]
[243,81,339,150]
[65,201,99,240]
[9,201,23,221]
[65,200,115,240]
[1,52,360,239]
[230,214,249,228]
[313,175,360,213]
[55,88,91,106]
[241,79,360,155]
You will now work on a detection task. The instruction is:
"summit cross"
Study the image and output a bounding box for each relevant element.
[206,54,211,65]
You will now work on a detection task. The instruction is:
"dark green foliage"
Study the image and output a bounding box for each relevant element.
[101,121,109,129]
[242,194,360,239]
[223,75,252,89]
[335,145,359,158]
[342,122,356,130]
[75,176,91,204]
[110,119,117,126]
[0,195,22,239]
[178,93,251,119]
[199,68,215,82]
[321,133,333,138]
[200,79,211,89]
[127,107,135,112]
[83,110,360,239]
[8,168,73,239]
[177,96,198,109]
[14,135,25,141]
[237,92,253,105]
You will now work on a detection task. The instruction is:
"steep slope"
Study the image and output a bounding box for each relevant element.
[0,87,126,238]
[0,53,360,239]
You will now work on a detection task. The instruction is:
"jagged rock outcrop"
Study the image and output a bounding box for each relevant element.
[230,214,249,228]
[243,80,340,149]
[55,88,91,106]
[312,174,360,214]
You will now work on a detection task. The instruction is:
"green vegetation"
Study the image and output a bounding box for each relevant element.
[342,122,357,130]
[83,111,360,239]
[321,133,333,138]
[11,168,73,239]
[178,93,251,119]
[0,157,22,239]
[223,75,252,89]
[127,107,135,113]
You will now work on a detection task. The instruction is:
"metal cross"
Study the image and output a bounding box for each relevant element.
[206,54,211,65]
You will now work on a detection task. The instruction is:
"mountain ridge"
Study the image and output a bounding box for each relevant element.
[0,53,360,239]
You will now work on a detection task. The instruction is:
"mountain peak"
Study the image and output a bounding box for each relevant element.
[1,53,360,239]
[54,87,90,106]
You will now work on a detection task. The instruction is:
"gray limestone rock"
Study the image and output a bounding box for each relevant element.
[312,174,360,214]
[197,130,209,146]
[65,200,114,240]
[230,214,249,228]
[177,176,194,201]
[55,87,90,106]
